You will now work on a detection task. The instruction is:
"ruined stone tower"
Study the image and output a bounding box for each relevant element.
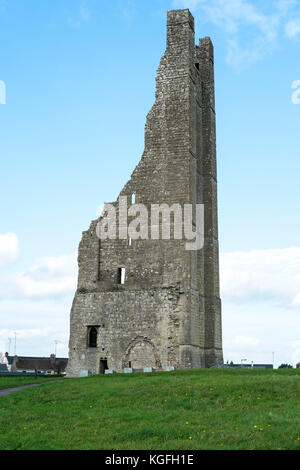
[66,9,223,377]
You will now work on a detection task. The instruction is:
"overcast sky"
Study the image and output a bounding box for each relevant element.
[0,0,300,367]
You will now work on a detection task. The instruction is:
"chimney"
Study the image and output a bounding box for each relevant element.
[50,354,56,366]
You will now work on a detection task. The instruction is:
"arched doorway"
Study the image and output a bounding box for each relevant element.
[125,338,160,370]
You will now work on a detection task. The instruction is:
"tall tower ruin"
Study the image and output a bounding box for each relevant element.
[66,9,223,377]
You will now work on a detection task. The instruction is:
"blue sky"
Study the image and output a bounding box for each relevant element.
[0,0,300,367]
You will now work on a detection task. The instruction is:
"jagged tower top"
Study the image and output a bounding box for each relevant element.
[167,8,194,29]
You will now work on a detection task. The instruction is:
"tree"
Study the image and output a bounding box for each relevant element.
[278,364,293,369]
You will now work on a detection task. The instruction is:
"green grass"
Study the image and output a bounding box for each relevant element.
[0,369,299,450]
[0,375,61,390]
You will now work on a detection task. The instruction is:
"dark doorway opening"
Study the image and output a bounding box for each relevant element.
[100,359,108,374]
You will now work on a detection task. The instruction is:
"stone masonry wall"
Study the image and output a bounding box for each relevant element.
[66,9,223,377]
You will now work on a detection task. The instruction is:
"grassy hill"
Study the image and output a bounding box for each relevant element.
[0,369,299,450]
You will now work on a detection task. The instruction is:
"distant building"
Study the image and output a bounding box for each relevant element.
[221,363,273,370]
[7,353,68,375]
[0,363,8,373]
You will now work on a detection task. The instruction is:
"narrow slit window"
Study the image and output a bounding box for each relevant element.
[129,237,132,247]
[118,267,126,285]
[131,193,136,205]
[195,63,200,70]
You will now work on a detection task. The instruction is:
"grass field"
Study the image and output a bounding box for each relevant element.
[0,375,62,391]
[0,369,299,450]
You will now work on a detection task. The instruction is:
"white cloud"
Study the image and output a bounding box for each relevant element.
[291,340,300,364]
[16,253,78,299]
[0,233,19,268]
[0,325,70,357]
[222,300,300,367]
[285,18,300,37]
[224,334,262,364]
[220,247,300,307]
[173,0,300,67]
[68,1,91,29]
[276,0,298,13]
[233,335,261,348]
[0,0,7,13]
[79,1,91,22]
[0,252,77,299]
[96,203,106,218]
[173,0,279,35]
[0,328,45,341]
[0,251,76,356]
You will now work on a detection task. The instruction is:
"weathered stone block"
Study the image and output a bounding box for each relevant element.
[79,370,91,377]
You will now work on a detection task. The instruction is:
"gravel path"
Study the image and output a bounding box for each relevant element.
[0,381,59,397]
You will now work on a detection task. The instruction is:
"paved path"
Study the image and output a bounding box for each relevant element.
[0,381,60,397]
